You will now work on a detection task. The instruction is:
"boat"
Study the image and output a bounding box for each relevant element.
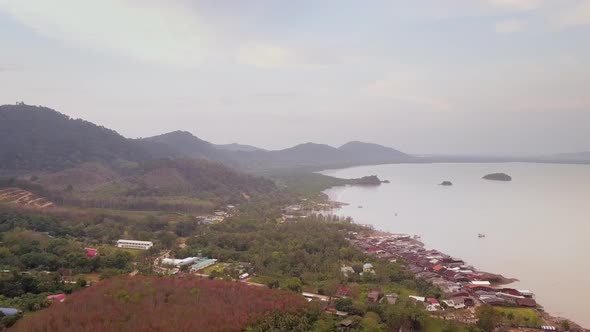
[358,205,363,208]
[478,233,486,238]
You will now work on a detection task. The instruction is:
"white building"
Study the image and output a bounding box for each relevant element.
[116,239,153,250]
[162,257,199,267]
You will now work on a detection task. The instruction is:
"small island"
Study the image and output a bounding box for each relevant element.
[439,181,453,186]
[482,173,512,181]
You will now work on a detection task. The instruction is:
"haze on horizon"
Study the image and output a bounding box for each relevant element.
[1,0,589,156]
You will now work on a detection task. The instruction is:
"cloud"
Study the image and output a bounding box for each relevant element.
[557,0,590,27]
[489,0,542,11]
[0,0,212,67]
[363,72,453,111]
[495,19,527,34]
[236,42,332,69]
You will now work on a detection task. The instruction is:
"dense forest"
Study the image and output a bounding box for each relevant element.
[0,104,152,171]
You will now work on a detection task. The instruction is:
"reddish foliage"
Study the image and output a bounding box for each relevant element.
[11,276,307,332]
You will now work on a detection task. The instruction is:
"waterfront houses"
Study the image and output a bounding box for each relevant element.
[348,232,541,311]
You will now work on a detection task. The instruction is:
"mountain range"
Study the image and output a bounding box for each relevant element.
[1,104,588,176]
[0,104,413,173]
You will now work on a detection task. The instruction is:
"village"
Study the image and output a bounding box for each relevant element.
[346,231,575,331]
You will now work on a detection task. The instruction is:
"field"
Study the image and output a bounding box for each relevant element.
[0,188,53,208]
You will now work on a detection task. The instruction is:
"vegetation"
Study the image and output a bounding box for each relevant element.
[0,158,275,213]
[0,104,151,171]
[11,276,308,332]
[482,173,512,181]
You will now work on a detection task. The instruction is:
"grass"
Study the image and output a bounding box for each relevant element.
[98,245,145,258]
[495,307,543,327]
[201,263,225,275]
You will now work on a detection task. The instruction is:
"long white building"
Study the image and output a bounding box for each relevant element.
[161,257,199,266]
[116,239,153,250]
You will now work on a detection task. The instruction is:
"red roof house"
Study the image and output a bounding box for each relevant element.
[427,298,440,305]
[516,298,537,308]
[85,248,98,258]
[431,264,446,273]
[336,286,352,298]
[47,294,66,303]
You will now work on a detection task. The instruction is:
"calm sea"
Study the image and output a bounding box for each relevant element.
[322,163,590,327]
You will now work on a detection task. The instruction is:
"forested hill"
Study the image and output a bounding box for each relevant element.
[0,104,153,170]
[140,130,227,161]
[0,103,413,173]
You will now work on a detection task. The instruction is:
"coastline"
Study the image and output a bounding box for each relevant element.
[323,192,588,331]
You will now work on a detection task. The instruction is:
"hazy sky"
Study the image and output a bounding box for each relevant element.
[1,0,589,155]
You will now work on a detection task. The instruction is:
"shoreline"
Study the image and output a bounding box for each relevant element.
[322,194,587,331]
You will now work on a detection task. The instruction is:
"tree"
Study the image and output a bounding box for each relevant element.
[360,312,383,332]
[476,305,501,332]
[335,298,353,312]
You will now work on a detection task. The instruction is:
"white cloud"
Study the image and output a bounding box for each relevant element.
[0,0,212,67]
[362,71,453,111]
[495,19,527,34]
[557,0,590,27]
[489,0,542,11]
[236,43,332,69]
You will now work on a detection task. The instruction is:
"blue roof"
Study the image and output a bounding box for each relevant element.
[0,307,20,316]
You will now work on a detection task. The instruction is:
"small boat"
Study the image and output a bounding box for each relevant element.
[358,205,363,208]
[478,233,486,238]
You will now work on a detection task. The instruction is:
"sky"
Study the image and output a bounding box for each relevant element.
[1,0,589,156]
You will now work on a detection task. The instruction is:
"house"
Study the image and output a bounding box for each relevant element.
[470,280,491,286]
[0,308,21,316]
[448,291,469,298]
[336,286,352,298]
[427,298,440,306]
[382,293,398,305]
[365,247,379,254]
[85,248,98,258]
[362,263,374,273]
[465,284,494,293]
[431,264,446,273]
[479,296,506,306]
[337,318,355,331]
[367,290,380,303]
[409,295,426,302]
[516,298,537,307]
[340,266,355,277]
[302,292,330,302]
[47,293,66,302]
[325,307,349,317]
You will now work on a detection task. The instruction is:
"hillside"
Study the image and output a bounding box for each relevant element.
[140,131,227,161]
[235,141,412,171]
[0,104,152,171]
[215,143,264,152]
[26,159,276,212]
[338,141,408,164]
[0,104,414,174]
[10,276,308,332]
